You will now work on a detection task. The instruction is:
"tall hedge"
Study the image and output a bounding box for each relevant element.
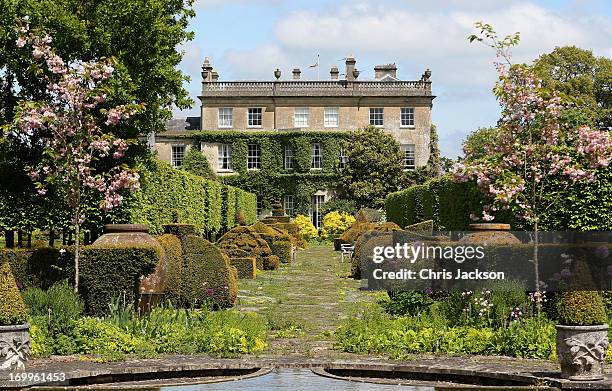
[386,175,489,230]
[121,160,255,235]
[236,188,257,225]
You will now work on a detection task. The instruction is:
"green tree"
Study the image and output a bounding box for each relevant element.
[0,0,195,237]
[181,148,216,180]
[533,46,611,131]
[462,127,500,161]
[340,126,404,209]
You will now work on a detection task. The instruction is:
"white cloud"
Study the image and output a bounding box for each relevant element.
[178,0,612,156]
[223,44,292,80]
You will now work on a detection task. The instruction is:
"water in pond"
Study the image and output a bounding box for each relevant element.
[161,368,434,391]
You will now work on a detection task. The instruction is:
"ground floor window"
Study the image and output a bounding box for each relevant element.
[171,145,185,167]
[310,194,325,230]
[401,144,416,170]
[218,144,232,170]
[256,198,263,218]
[283,195,294,217]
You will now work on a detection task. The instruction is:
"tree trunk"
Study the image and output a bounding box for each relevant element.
[5,230,14,248]
[533,220,541,313]
[17,230,23,248]
[62,227,67,245]
[26,232,32,248]
[49,229,55,247]
[74,202,81,293]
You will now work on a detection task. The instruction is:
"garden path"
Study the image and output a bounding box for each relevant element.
[235,243,379,357]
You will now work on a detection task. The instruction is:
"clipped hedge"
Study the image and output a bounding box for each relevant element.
[235,188,257,226]
[386,175,490,231]
[180,235,238,308]
[79,245,161,315]
[122,160,255,235]
[231,257,257,279]
[155,234,184,305]
[0,261,28,325]
[0,248,67,290]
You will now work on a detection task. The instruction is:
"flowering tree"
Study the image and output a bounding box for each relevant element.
[453,23,612,293]
[10,23,143,292]
[454,23,611,226]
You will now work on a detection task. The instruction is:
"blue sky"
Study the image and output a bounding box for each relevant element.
[176,0,612,157]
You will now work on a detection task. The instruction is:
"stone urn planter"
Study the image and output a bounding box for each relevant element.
[458,223,520,245]
[556,324,609,380]
[0,323,31,370]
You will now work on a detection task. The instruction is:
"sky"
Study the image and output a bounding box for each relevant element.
[175,0,612,158]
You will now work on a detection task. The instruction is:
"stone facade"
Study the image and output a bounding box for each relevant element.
[149,56,435,225]
[194,57,434,168]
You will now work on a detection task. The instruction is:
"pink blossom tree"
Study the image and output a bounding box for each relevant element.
[454,23,612,294]
[10,23,144,292]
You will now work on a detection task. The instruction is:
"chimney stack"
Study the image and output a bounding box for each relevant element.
[374,63,397,79]
[330,65,339,80]
[345,55,356,81]
[292,68,301,80]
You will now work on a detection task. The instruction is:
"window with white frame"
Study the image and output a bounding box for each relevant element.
[401,107,415,127]
[324,107,339,127]
[218,144,232,170]
[310,194,325,230]
[171,145,185,167]
[284,144,294,170]
[218,107,233,128]
[401,144,416,170]
[369,108,384,126]
[338,147,348,170]
[248,107,262,127]
[256,198,263,217]
[294,107,309,127]
[311,143,322,169]
[283,195,294,217]
[247,143,261,170]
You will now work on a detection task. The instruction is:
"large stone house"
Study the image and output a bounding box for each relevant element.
[150,56,435,228]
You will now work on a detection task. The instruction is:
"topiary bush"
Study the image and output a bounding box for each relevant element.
[557,259,608,326]
[231,258,257,279]
[181,147,216,180]
[180,235,238,308]
[217,226,275,271]
[0,261,28,325]
[250,222,294,264]
[155,234,184,305]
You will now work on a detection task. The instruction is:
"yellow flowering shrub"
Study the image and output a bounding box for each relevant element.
[321,211,356,239]
[294,214,318,240]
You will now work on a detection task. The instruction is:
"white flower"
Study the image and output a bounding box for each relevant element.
[59,248,66,254]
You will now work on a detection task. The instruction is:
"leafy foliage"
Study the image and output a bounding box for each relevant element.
[533,46,612,131]
[294,214,318,241]
[22,281,84,334]
[320,211,355,239]
[120,159,255,235]
[385,175,492,230]
[77,245,160,315]
[181,147,216,180]
[339,126,404,209]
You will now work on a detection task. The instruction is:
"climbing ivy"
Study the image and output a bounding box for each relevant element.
[190,131,351,213]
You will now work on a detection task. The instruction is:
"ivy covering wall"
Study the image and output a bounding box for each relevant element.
[192,131,352,214]
[121,160,256,235]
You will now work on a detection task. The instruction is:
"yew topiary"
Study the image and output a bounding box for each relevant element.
[0,262,28,326]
